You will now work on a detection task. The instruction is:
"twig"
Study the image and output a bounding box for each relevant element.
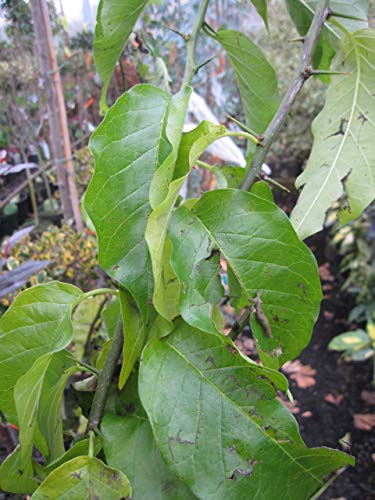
[239,0,330,192]
[194,54,218,75]
[182,0,211,87]
[86,315,124,432]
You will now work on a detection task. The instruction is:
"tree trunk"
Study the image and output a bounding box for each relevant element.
[30,0,83,231]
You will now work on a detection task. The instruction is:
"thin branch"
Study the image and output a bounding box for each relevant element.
[86,315,124,432]
[239,0,330,192]
[182,0,211,87]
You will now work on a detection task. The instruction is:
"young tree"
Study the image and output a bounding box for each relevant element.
[0,0,374,498]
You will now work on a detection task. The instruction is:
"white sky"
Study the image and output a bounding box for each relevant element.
[55,0,99,23]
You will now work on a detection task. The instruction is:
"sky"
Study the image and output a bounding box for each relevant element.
[54,0,99,32]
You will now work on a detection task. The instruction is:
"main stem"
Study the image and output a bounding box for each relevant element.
[85,1,212,434]
[240,0,330,192]
[86,316,124,432]
[230,0,330,341]
[182,0,211,87]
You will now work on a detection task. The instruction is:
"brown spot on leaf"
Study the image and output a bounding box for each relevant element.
[357,112,368,125]
[229,460,257,480]
[205,356,216,368]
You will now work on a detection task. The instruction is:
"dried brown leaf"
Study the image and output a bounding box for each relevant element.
[324,393,344,406]
[353,413,375,431]
[361,390,375,406]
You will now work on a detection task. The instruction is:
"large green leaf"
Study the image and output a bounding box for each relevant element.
[286,0,368,72]
[146,121,228,321]
[170,189,322,365]
[0,282,82,423]
[85,84,171,322]
[94,0,149,112]
[291,29,375,239]
[102,375,195,499]
[31,456,131,499]
[213,29,280,135]
[139,320,353,499]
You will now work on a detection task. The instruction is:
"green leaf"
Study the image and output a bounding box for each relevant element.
[3,352,79,491]
[139,320,353,499]
[40,437,102,477]
[31,456,131,500]
[199,163,245,189]
[170,189,322,365]
[14,354,51,471]
[0,282,82,423]
[94,0,149,112]
[168,205,224,335]
[291,30,375,239]
[102,296,120,338]
[72,296,104,360]
[328,329,371,353]
[0,446,38,494]
[85,84,171,324]
[102,375,195,499]
[213,29,280,135]
[118,288,143,388]
[285,1,368,73]
[351,348,374,361]
[146,120,228,321]
[247,0,268,30]
[37,353,79,462]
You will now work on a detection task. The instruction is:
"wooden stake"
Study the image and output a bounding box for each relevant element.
[30,0,83,231]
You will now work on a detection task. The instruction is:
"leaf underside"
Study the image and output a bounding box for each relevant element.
[291,29,375,239]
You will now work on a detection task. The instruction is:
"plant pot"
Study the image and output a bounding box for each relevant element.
[39,210,63,225]
[17,191,32,225]
[0,203,19,238]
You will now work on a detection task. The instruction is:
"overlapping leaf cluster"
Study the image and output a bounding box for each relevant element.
[1,0,374,498]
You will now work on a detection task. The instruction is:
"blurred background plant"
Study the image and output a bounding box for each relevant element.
[1,223,100,308]
[330,204,375,325]
[329,322,375,386]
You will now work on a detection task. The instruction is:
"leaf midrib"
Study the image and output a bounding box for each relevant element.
[296,32,361,233]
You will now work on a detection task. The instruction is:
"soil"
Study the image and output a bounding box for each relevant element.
[293,232,375,500]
